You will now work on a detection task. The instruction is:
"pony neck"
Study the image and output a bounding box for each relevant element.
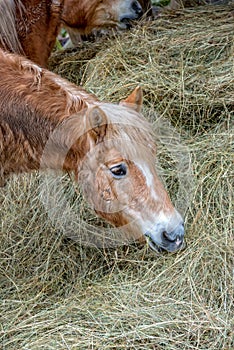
[0,49,98,179]
[16,0,64,66]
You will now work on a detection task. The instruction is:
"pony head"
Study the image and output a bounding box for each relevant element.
[72,87,185,253]
[62,0,143,33]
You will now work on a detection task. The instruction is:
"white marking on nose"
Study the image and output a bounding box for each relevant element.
[135,162,159,202]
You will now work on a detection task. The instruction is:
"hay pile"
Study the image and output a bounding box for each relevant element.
[1,5,233,349]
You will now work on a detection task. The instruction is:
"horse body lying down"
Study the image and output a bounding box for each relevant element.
[0,48,184,253]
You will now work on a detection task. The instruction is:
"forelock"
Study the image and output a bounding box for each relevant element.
[98,103,156,161]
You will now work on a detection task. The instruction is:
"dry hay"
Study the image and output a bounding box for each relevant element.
[1,4,233,349]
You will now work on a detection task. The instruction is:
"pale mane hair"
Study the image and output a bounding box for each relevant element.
[0,0,24,54]
[98,103,156,160]
[57,103,157,163]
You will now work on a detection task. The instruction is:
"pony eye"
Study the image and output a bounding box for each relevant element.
[109,164,127,179]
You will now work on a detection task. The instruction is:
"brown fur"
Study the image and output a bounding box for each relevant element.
[0,48,96,179]
[0,0,143,67]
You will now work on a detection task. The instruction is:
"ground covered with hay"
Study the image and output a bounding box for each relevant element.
[0,4,233,349]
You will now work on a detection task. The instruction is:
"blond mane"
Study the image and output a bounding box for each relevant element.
[0,0,24,54]
[100,103,156,160]
[56,103,157,165]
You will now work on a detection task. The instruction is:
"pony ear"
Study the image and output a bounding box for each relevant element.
[86,106,108,144]
[119,86,143,112]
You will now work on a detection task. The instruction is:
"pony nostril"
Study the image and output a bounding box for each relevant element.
[132,1,143,16]
[163,231,176,243]
[162,228,184,244]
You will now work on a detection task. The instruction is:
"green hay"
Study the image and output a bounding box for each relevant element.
[1,5,233,349]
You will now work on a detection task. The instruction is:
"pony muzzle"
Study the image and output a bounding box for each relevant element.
[119,0,143,28]
[131,0,143,16]
[145,222,185,253]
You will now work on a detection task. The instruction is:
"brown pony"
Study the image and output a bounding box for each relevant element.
[0,48,185,253]
[0,0,143,67]
[67,0,153,46]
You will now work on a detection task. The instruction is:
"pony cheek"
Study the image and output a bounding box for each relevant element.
[93,8,111,25]
[101,188,113,201]
[94,170,116,209]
